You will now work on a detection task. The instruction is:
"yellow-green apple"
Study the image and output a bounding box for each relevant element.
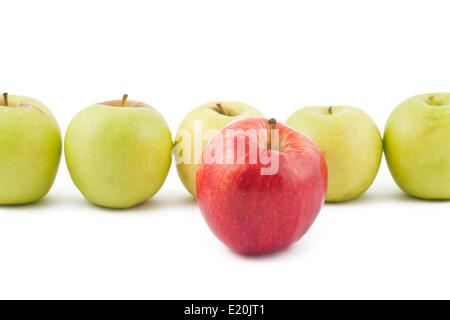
[65,95,172,208]
[286,106,382,202]
[384,93,450,199]
[174,101,262,197]
[196,117,327,255]
[0,93,62,204]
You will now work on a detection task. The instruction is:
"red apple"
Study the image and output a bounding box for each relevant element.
[196,117,328,255]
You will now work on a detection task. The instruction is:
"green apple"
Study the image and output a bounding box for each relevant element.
[0,93,62,204]
[384,93,450,199]
[286,106,382,202]
[65,95,173,208]
[174,101,263,197]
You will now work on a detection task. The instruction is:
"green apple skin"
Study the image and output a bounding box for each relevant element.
[384,93,450,199]
[0,94,62,204]
[65,99,172,209]
[286,106,382,202]
[175,101,263,197]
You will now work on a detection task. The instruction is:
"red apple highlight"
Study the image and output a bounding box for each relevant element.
[196,117,328,255]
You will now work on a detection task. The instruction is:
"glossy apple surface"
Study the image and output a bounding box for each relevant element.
[65,96,172,208]
[196,117,327,255]
[174,101,262,197]
[384,93,450,199]
[286,106,382,202]
[0,94,62,204]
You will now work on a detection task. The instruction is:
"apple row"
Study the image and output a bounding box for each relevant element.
[1,92,448,254]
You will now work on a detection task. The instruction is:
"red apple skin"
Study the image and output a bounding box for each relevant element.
[196,117,328,255]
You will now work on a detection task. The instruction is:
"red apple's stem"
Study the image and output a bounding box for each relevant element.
[328,106,333,114]
[268,118,277,149]
[429,96,437,106]
[2,92,8,107]
[216,102,228,116]
[121,94,128,107]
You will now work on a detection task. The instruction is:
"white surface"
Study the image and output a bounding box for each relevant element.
[1,0,450,299]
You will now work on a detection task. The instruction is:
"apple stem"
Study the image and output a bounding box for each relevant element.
[328,106,333,114]
[429,96,437,106]
[216,103,228,116]
[268,118,277,149]
[3,92,8,107]
[121,94,128,107]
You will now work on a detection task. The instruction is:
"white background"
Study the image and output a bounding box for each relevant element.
[1,0,449,299]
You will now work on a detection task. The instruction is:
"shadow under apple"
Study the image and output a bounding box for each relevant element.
[89,194,198,213]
